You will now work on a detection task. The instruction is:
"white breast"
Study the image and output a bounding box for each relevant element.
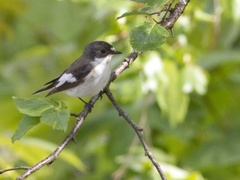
[64,55,112,97]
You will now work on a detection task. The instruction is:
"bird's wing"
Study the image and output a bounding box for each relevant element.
[33,60,93,96]
[46,62,93,96]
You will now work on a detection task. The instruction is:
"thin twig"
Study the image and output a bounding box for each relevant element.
[2,0,191,178]
[160,0,190,29]
[109,51,141,83]
[16,98,96,180]
[12,51,141,180]
[105,88,167,180]
[0,167,30,174]
[112,96,151,180]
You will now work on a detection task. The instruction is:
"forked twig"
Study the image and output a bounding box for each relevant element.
[1,0,190,179]
[105,88,166,180]
[11,52,141,180]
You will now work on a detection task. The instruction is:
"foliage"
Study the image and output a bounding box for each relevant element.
[1,0,240,180]
[130,22,169,51]
[12,97,70,142]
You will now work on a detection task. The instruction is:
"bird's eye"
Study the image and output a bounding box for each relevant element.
[100,49,106,54]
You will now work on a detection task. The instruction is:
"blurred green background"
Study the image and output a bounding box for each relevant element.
[1,0,240,179]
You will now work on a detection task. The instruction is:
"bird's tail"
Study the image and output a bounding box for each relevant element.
[32,77,59,96]
[32,84,54,96]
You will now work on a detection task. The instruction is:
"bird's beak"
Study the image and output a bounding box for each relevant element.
[110,47,122,55]
[112,50,122,54]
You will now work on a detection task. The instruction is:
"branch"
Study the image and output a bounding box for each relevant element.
[12,51,141,180]
[16,99,94,180]
[112,95,151,180]
[109,51,141,83]
[1,0,191,178]
[160,0,190,30]
[151,0,190,36]
[0,167,30,174]
[105,88,166,180]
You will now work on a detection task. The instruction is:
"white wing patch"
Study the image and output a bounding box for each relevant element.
[56,73,77,87]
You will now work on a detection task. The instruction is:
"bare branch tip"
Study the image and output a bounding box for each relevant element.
[0,166,30,177]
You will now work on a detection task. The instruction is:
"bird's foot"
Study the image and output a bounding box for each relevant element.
[84,102,93,112]
[78,97,93,112]
[99,91,103,100]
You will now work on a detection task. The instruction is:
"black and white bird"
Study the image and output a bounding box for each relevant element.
[33,41,121,102]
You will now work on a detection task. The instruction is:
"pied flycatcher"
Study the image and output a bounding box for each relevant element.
[33,41,121,101]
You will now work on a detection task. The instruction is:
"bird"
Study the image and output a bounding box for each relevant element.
[33,41,121,104]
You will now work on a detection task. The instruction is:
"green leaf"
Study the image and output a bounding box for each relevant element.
[13,97,53,116]
[131,0,166,6]
[117,7,151,19]
[12,98,70,140]
[11,115,40,143]
[40,105,70,131]
[130,22,169,51]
